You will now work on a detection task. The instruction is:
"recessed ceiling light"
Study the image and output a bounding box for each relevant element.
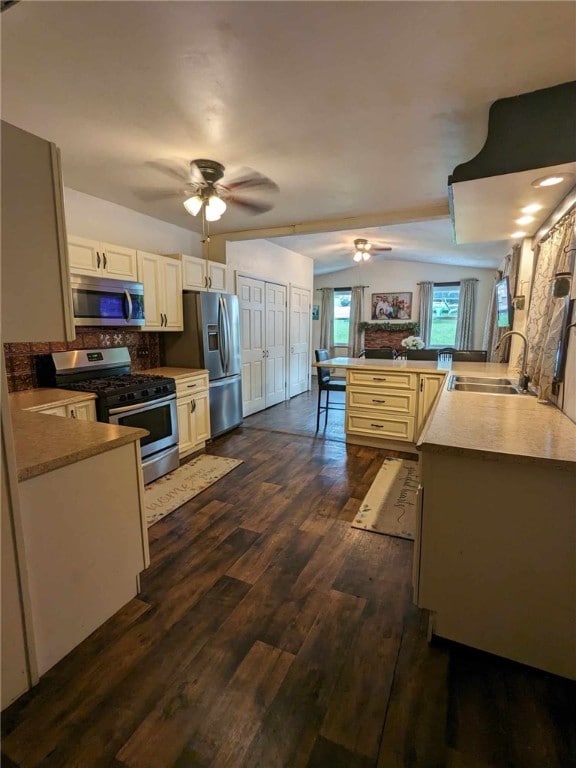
[531,174,570,188]
[510,231,527,239]
[515,215,535,225]
[521,204,542,214]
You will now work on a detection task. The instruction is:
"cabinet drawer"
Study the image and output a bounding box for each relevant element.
[176,374,209,398]
[348,370,416,390]
[347,412,415,442]
[347,387,415,415]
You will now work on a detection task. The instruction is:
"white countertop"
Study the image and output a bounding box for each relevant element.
[324,358,576,470]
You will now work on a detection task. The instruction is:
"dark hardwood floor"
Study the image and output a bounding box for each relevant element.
[2,389,574,767]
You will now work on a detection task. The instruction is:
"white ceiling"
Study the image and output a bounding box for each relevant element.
[2,1,575,274]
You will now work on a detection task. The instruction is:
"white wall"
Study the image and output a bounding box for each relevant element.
[313,259,497,350]
[63,188,202,255]
[226,239,314,292]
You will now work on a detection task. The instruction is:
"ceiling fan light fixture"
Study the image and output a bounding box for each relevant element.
[183,194,203,216]
[204,193,227,221]
[353,252,362,262]
[362,252,370,261]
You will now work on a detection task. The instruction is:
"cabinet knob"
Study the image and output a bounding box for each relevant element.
[96,252,101,269]
[103,253,107,270]
[70,409,76,418]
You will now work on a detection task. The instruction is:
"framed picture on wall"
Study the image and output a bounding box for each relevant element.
[312,304,319,320]
[371,292,412,320]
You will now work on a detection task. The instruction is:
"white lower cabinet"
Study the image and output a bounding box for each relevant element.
[175,374,211,457]
[33,399,96,421]
[346,369,417,444]
[416,373,444,433]
[417,451,576,679]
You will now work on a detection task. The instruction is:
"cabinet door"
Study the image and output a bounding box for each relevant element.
[2,122,75,343]
[162,258,183,330]
[137,251,163,331]
[68,236,102,277]
[182,254,207,291]
[191,390,210,445]
[207,261,227,292]
[418,374,444,430]
[68,400,96,421]
[101,243,138,281]
[176,396,195,457]
[38,405,67,417]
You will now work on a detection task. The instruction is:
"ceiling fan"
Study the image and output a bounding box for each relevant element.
[352,238,392,262]
[146,158,278,223]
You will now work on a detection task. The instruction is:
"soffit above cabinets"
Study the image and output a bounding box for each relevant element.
[449,81,576,245]
[450,163,576,244]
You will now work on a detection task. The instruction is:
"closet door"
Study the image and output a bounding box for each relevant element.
[289,286,311,398]
[265,283,287,408]
[238,275,266,417]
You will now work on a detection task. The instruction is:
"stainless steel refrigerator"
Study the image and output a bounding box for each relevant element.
[162,291,243,438]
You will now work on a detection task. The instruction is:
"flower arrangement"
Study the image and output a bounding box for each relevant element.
[401,335,425,350]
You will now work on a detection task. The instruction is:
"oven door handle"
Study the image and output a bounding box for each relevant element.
[124,290,133,322]
[108,393,175,415]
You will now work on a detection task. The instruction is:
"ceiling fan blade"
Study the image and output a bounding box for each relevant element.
[133,187,188,202]
[146,159,191,183]
[189,160,207,186]
[221,168,279,193]
[227,196,275,215]
[372,246,393,252]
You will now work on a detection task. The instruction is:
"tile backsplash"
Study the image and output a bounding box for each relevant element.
[4,329,161,392]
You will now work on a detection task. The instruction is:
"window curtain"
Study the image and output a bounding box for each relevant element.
[455,278,477,349]
[525,209,575,402]
[483,245,521,362]
[347,286,364,357]
[418,281,433,346]
[319,287,334,355]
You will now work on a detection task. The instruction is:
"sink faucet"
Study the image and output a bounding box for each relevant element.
[495,331,529,391]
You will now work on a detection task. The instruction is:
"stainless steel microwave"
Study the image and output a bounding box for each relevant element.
[70,275,145,327]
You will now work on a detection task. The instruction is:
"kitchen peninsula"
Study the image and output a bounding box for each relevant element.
[322,356,576,678]
[8,393,149,686]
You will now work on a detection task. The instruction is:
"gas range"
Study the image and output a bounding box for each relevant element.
[36,348,180,484]
[62,373,176,410]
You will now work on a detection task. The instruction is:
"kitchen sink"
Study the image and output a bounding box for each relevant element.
[450,382,519,395]
[453,376,513,385]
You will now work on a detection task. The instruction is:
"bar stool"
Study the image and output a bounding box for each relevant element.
[315,349,346,432]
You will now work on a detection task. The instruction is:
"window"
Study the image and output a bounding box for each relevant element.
[333,288,352,346]
[430,282,460,347]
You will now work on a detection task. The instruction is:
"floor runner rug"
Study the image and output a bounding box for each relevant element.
[144,454,243,527]
[352,457,419,540]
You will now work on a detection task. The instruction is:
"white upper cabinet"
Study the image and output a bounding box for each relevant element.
[1,121,75,343]
[137,251,183,331]
[68,236,138,282]
[180,254,227,293]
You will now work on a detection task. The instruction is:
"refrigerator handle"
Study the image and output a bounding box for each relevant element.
[222,296,232,373]
[218,295,228,373]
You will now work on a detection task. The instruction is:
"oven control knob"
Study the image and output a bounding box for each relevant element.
[154,386,162,394]
[119,394,126,402]
[127,392,135,400]
[162,385,169,392]
[142,389,149,397]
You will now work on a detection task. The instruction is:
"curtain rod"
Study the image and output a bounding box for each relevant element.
[538,200,576,244]
[416,279,478,285]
